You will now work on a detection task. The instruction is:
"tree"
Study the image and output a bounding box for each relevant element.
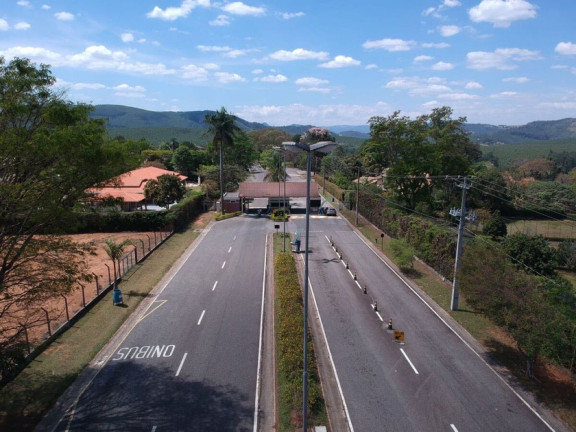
[172,146,195,177]
[482,210,507,239]
[144,174,186,208]
[204,107,241,215]
[103,239,132,291]
[0,57,115,375]
[502,233,557,276]
[263,151,286,182]
[557,239,576,271]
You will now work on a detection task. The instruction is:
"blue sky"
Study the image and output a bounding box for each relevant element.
[1,0,575,127]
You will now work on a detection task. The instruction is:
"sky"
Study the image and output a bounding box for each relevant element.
[1,0,575,127]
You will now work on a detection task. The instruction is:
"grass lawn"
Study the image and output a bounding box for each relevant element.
[0,212,213,431]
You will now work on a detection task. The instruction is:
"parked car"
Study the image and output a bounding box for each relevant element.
[326,207,337,216]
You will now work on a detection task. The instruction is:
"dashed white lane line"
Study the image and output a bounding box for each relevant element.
[197,310,206,325]
[228,246,232,253]
[175,353,188,377]
[151,426,157,432]
[222,261,226,269]
[450,424,459,432]
[212,281,218,291]
[400,348,419,375]
[375,311,384,322]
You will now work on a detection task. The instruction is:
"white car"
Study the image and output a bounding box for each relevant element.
[326,207,337,216]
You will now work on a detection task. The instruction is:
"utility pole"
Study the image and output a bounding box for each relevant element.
[355,166,360,226]
[449,177,475,311]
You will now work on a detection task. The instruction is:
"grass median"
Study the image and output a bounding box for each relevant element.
[0,212,213,431]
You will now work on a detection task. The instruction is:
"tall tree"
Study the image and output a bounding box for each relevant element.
[0,57,117,370]
[103,239,132,291]
[204,107,241,215]
[144,174,186,208]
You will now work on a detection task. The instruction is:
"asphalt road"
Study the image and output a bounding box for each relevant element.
[290,213,564,432]
[47,217,268,431]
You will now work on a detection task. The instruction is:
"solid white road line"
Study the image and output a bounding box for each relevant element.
[309,276,355,432]
[253,235,268,432]
[175,353,188,377]
[212,281,218,291]
[400,348,419,375]
[197,310,205,325]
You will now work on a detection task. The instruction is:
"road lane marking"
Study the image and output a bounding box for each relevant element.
[352,231,557,431]
[233,235,237,240]
[400,348,419,375]
[138,300,167,323]
[152,426,157,432]
[228,246,232,253]
[222,261,226,269]
[253,235,268,432]
[197,310,205,325]
[450,424,459,432]
[309,276,355,432]
[375,311,384,321]
[175,353,188,377]
[212,281,218,291]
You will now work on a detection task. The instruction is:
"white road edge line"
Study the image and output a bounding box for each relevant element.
[309,258,355,432]
[253,235,268,432]
[400,348,419,375]
[197,310,205,325]
[212,281,218,291]
[352,231,557,432]
[450,424,459,432]
[175,353,188,377]
[222,261,226,269]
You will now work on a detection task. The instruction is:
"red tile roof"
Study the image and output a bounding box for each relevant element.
[238,182,318,198]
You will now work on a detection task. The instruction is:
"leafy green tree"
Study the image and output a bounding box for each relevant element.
[204,107,241,215]
[482,210,508,239]
[469,167,512,214]
[0,57,117,373]
[557,239,576,271]
[247,128,291,153]
[103,238,133,291]
[144,174,186,208]
[502,233,557,276]
[226,130,258,171]
[172,146,195,177]
[263,151,286,182]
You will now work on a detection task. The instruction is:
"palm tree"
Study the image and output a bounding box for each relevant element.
[103,238,133,292]
[263,151,286,182]
[204,107,241,215]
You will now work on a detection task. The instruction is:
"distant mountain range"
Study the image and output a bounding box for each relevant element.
[91,105,576,146]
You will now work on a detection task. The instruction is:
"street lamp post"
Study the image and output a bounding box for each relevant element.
[282,140,338,431]
[273,147,288,252]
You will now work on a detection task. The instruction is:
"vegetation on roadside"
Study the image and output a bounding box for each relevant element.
[274,243,326,430]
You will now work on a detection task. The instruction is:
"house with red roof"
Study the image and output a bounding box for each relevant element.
[87,166,187,211]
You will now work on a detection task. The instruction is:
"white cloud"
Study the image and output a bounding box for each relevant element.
[0,19,9,31]
[224,49,253,58]
[252,68,264,74]
[467,48,541,70]
[365,64,378,70]
[70,82,107,90]
[555,41,576,56]
[439,25,461,37]
[17,0,31,7]
[147,0,210,21]
[210,15,230,26]
[235,102,392,126]
[422,42,450,49]
[254,74,288,83]
[465,81,483,89]
[0,46,61,63]
[197,45,231,52]
[414,55,434,62]
[54,11,75,21]
[41,4,51,10]
[490,91,518,98]
[502,76,529,83]
[298,87,330,94]
[181,64,210,81]
[439,92,477,100]
[319,55,361,68]
[121,33,134,43]
[269,48,329,61]
[295,77,329,87]
[444,0,461,6]
[363,38,416,51]
[221,2,265,16]
[469,0,537,28]
[14,22,31,30]
[113,84,146,92]
[280,12,305,19]
[431,61,454,70]
[215,72,246,83]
